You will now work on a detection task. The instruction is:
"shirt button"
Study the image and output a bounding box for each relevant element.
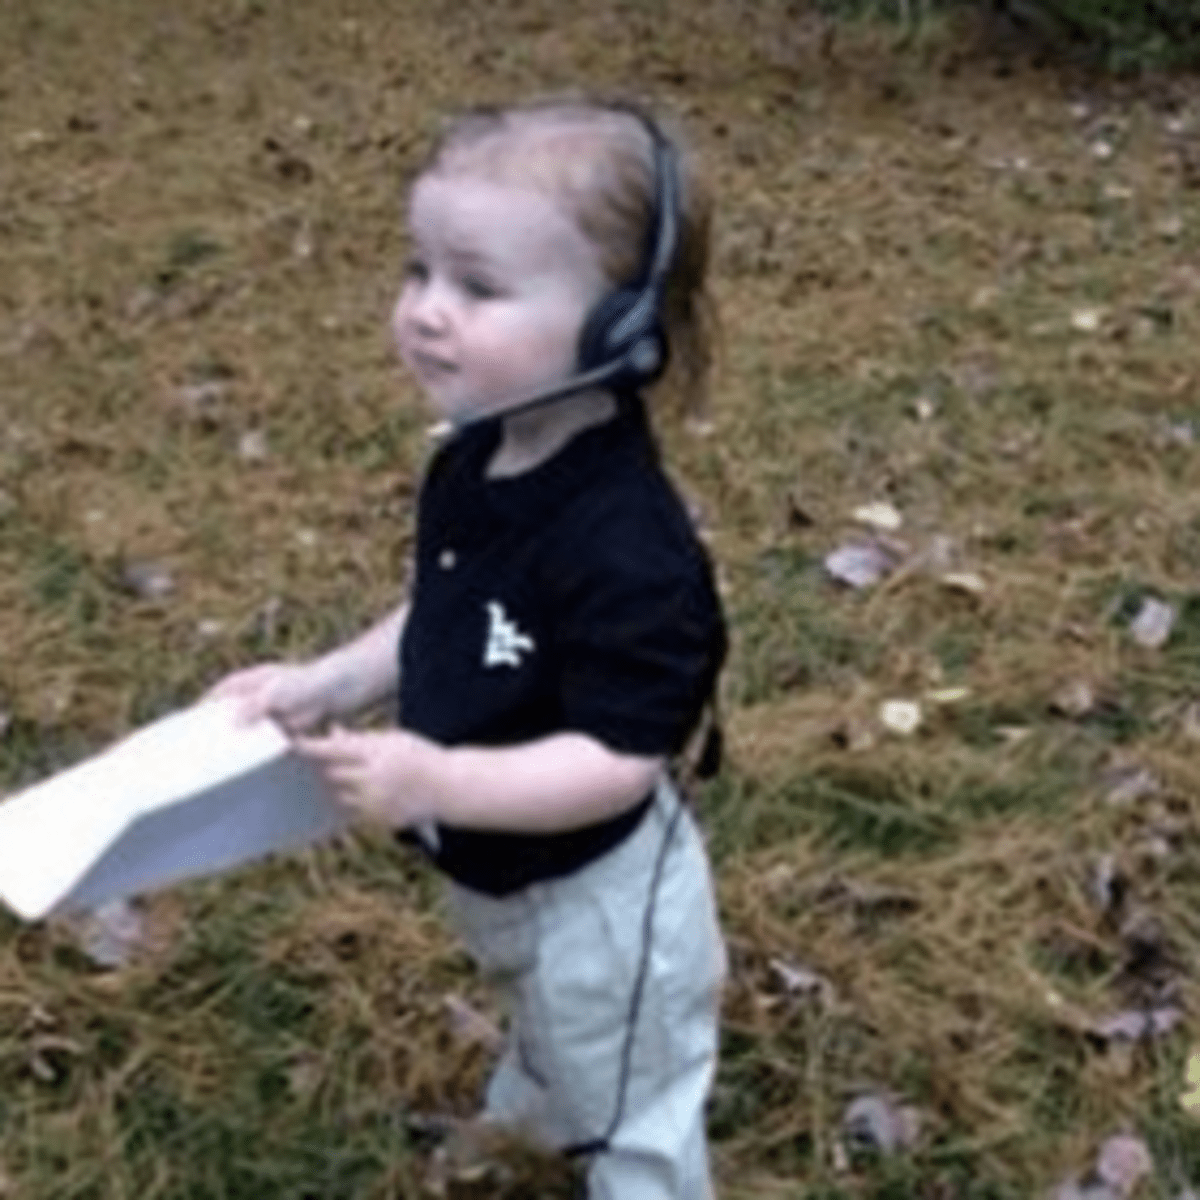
[438,549,457,570]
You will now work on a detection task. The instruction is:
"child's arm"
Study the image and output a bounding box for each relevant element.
[204,604,409,733]
[296,727,662,834]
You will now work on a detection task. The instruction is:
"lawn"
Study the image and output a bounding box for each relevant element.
[3,1,1200,1195]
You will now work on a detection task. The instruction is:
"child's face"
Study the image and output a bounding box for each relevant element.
[392,171,609,424]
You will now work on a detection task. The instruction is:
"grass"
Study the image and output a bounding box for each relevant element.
[4,0,1200,1194]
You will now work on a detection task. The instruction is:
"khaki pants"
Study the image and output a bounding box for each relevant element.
[445,778,726,1199]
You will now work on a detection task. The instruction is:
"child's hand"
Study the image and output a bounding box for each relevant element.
[294,727,441,828]
[202,663,332,734]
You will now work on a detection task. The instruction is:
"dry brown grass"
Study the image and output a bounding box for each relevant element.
[5,1,1200,1195]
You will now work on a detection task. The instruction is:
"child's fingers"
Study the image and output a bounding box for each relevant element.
[294,727,364,767]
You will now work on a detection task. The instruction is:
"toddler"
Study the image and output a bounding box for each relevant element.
[212,96,727,1199]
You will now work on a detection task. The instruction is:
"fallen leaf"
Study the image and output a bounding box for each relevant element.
[68,899,148,969]
[842,1092,920,1154]
[285,1052,323,1099]
[1051,680,1095,718]
[831,1138,850,1173]
[27,1034,83,1083]
[1093,1007,1182,1043]
[853,501,902,532]
[1180,1046,1200,1117]
[173,380,229,424]
[1101,764,1159,807]
[768,957,835,1005]
[1182,703,1200,742]
[1071,307,1105,333]
[1157,214,1185,241]
[1088,854,1125,914]
[824,542,897,589]
[1129,598,1176,648]
[119,560,174,601]
[1096,1132,1153,1198]
[998,725,1032,745]
[238,429,269,463]
[939,570,986,597]
[879,699,922,736]
[443,994,502,1053]
[911,395,936,421]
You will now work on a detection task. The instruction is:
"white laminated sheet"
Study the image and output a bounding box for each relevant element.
[0,699,346,921]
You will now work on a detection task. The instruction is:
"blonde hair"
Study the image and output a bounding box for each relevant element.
[418,95,716,419]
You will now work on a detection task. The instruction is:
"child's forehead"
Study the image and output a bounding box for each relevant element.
[425,116,633,212]
[410,171,568,235]
[407,172,603,272]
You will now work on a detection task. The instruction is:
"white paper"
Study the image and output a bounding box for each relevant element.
[0,699,347,921]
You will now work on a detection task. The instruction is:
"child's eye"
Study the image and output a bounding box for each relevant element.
[462,275,500,300]
[404,257,429,284]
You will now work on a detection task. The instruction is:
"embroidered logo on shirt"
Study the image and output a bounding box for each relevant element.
[484,601,535,668]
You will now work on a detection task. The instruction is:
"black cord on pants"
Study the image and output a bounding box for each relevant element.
[563,790,685,1159]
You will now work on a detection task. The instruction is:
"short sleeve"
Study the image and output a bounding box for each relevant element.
[550,499,725,758]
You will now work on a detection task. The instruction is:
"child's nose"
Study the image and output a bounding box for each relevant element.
[401,278,450,336]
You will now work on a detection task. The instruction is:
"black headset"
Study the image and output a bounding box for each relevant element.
[470,107,680,424]
[573,110,678,392]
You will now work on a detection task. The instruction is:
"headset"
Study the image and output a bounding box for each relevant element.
[465,105,681,426]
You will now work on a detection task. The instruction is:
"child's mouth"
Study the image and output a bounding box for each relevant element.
[411,351,457,379]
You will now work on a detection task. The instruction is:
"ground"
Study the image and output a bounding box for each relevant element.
[3,2,1200,1196]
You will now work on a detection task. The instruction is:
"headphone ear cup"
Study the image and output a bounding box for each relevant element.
[577,287,638,373]
[577,286,667,386]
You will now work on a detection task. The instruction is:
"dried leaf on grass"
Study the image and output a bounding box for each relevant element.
[1128,597,1176,648]
[443,993,503,1053]
[1052,1132,1153,1200]
[939,570,986,597]
[768,956,836,1006]
[824,541,898,589]
[57,895,182,972]
[1095,1133,1153,1197]
[1088,853,1126,915]
[852,501,902,532]
[1091,1007,1181,1043]
[119,559,174,601]
[65,898,148,968]
[879,699,922,736]
[1101,763,1160,807]
[1180,1047,1200,1118]
[1051,680,1096,718]
[237,429,270,463]
[172,379,229,426]
[841,1092,920,1155]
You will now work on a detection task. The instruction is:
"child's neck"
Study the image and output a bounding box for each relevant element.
[486,388,618,479]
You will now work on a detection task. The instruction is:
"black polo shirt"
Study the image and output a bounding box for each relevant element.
[397,394,726,896]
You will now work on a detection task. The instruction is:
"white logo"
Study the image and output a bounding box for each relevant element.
[484,601,535,668]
